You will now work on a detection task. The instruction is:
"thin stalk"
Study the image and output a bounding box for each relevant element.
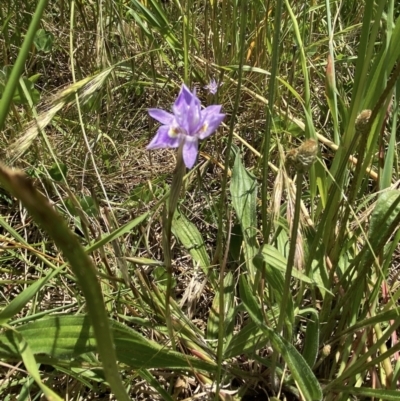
[163,143,186,351]
[325,0,339,144]
[270,170,303,389]
[261,0,284,241]
[214,2,247,399]
[183,0,190,84]
[279,171,303,333]
[0,0,49,129]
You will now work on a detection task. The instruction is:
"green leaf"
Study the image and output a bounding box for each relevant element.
[230,151,258,279]
[331,386,400,400]
[153,266,176,289]
[267,329,322,401]
[138,369,174,401]
[80,196,98,217]
[0,166,130,401]
[239,276,322,401]
[257,244,331,294]
[65,196,98,217]
[172,209,215,283]
[12,330,63,401]
[128,0,180,51]
[0,316,217,373]
[299,308,320,368]
[239,275,264,324]
[34,28,54,53]
[48,162,67,181]
[0,266,64,324]
[17,77,41,105]
[206,272,234,341]
[224,317,274,359]
[253,250,294,335]
[360,190,400,274]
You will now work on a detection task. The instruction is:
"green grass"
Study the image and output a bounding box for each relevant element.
[0,1,400,400]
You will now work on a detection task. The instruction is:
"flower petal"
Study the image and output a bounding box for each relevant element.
[205,79,220,95]
[146,126,181,149]
[182,138,199,168]
[172,87,190,133]
[198,106,225,139]
[148,108,174,125]
[186,93,202,135]
[173,84,201,135]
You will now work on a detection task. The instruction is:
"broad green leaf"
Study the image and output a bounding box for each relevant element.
[267,329,322,401]
[17,77,41,105]
[223,321,269,359]
[65,195,98,217]
[339,308,400,338]
[0,316,217,373]
[13,330,63,401]
[368,190,400,249]
[172,209,215,282]
[153,266,176,289]
[34,28,54,53]
[0,67,39,105]
[239,275,263,324]
[80,196,98,217]
[230,152,258,279]
[48,162,68,181]
[258,244,331,294]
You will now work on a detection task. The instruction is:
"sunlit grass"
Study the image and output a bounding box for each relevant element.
[0,1,400,400]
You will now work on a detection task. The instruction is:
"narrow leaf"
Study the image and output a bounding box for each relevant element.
[230,152,258,279]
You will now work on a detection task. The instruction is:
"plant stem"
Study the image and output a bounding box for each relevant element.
[214,3,247,398]
[261,0,284,242]
[270,169,303,390]
[163,143,186,351]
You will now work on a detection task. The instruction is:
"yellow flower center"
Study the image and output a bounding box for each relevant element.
[168,127,180,138]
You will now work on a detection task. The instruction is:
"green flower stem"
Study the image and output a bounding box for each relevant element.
[0,0,49,130]
[163,143,186,351]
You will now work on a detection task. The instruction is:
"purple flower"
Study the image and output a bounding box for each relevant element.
[204,78,221,95]
[147,84,225,169]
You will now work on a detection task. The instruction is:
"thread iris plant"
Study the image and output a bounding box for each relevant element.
[204,78,221,95]
[147,83,225,169]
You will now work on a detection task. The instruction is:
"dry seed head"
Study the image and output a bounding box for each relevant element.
[355,109,372,135]
[285,148,298,170]
[294,139,318,172]
[271,169,284,221]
